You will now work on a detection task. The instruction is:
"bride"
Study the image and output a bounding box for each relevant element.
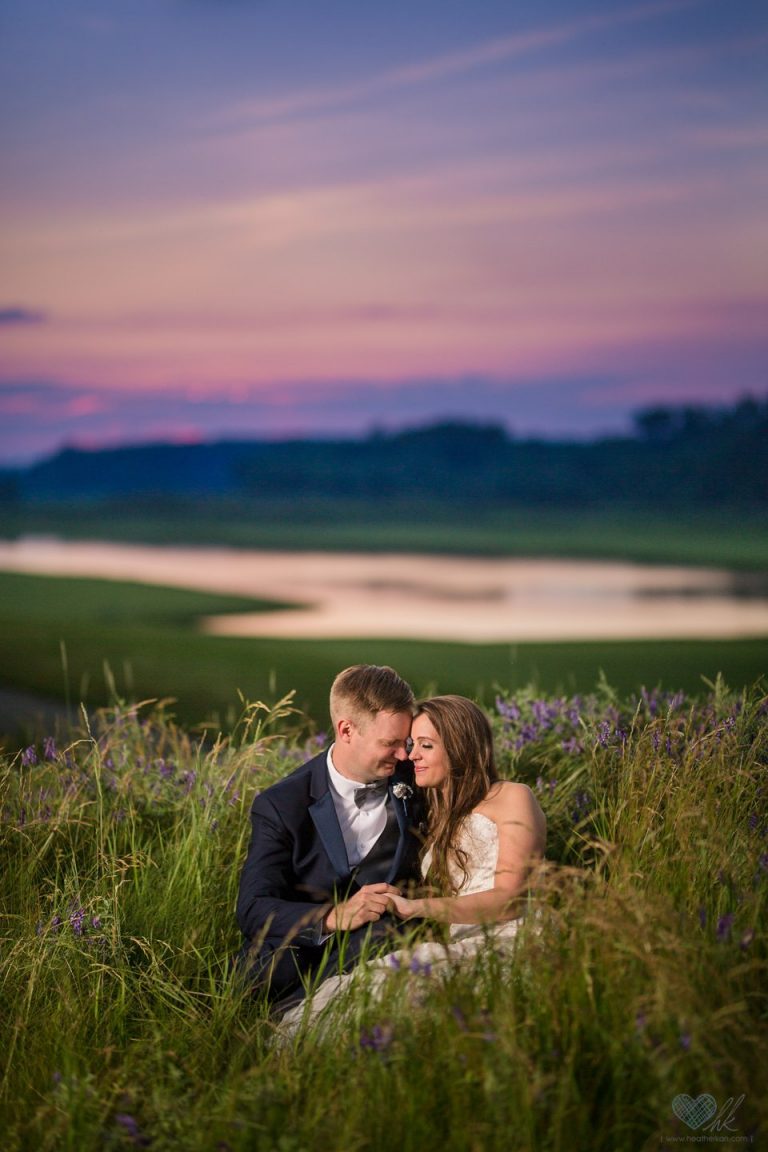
[277,695,547,1037]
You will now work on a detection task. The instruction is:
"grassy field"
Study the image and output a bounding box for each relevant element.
[4,500,768,569]
[1,684,766,1150]
[1,502,765,742]
[0,570,766,746]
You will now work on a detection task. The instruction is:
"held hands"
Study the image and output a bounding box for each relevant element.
[324,883,401,932]
[390,892,425,920]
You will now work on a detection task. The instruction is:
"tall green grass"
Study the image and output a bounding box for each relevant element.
[1,681,766,1150]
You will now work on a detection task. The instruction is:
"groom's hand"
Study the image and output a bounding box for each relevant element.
[324,884,400,932]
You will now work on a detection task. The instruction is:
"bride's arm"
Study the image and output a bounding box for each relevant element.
[392,782,546,924]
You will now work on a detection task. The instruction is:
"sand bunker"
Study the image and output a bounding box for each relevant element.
[1,537,767,643]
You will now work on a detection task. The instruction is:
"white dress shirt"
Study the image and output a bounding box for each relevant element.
[327,747,389,867]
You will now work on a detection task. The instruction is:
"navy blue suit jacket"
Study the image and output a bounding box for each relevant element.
[236,750,424,949]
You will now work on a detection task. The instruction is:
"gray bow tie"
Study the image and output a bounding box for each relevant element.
[353,781,388,809]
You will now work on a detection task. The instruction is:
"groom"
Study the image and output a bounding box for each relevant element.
[236,664,424,1004]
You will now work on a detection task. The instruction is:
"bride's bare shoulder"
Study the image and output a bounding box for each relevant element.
[483,780,538,810]
[479,781,546,839]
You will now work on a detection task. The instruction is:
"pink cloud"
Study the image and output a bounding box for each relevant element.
[67,394,106,416]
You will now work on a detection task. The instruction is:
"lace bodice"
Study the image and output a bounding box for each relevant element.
[421,810,499,895]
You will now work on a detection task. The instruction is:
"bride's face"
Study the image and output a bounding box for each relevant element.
[409,714,449,790]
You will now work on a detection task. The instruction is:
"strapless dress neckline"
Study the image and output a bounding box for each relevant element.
[421,809,500,905]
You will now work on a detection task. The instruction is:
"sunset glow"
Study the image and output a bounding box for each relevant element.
[1,0,766,461]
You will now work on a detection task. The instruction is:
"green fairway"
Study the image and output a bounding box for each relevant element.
[1,571,765,743]
[4,500,768,569]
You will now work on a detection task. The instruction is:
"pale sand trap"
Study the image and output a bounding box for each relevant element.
[2,537,768,643]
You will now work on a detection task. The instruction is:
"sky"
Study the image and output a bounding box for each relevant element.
[1,0,766,464]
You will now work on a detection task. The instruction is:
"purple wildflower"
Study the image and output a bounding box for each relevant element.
[115,1113,148,1146]
[514,723,539,749]
[21,746,37,767]
[69,907,85,937]
[571,790,592,823]
[495,696,521,723]
[50,915,62,932]
[641,688,660,717]
[409,957,432,977]
[359,1023,394,1052]
[91,915,102,930]
[566,700,582,726]
[716,913,734,942]
[43,736,57,761]
[387,954,402,971]
[532,699,554,730]
[561,736,583,755]
[698,906,707,929]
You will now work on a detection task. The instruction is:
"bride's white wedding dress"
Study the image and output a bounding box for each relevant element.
[277,811,528,1039]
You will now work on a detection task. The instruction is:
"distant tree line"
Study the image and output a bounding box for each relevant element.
[2,395,766,510]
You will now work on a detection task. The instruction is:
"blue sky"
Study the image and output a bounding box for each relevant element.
[1,0,766,462]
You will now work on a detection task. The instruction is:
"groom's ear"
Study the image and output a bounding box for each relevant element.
[337,717,355,743]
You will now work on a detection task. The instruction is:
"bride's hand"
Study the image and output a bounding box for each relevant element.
[390,893,424,920]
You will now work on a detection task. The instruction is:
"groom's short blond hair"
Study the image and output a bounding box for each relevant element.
[330,664,415,729]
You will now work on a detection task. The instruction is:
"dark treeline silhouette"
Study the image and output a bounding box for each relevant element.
[2,396,766,510]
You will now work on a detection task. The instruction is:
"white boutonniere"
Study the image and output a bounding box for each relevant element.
[392,782,413,801]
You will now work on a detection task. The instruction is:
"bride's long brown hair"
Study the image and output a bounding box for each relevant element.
[416,695,500,895]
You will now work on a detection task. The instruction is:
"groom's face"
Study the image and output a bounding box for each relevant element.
[338,708,412,784]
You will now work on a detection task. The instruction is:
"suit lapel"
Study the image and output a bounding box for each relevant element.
[386,779,414,883]
[308,756,350,879]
